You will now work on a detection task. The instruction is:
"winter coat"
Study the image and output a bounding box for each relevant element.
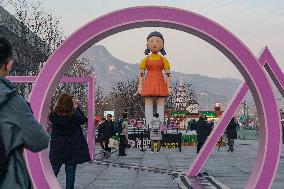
[150,117,162,141]
[0,77,49,189]
[98,121,114,140]
[49,108,90,165]
[120,120,128,139]
[226,120,238,139]
[190,119,213,143]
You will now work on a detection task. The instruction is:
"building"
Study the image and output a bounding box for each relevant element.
[166,102,224,130]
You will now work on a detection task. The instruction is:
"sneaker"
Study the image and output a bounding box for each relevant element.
[118,154,127,156]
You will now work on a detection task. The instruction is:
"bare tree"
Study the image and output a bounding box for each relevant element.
[165,80,198,110]
[108,79,144,119]
[95,85,106,117]
[50,58,95,113]
[7,0,64,54]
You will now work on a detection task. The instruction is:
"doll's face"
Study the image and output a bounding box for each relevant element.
[146,36,164,53]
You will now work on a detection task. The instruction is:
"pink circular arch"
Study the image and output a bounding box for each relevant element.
[27,6,281,189]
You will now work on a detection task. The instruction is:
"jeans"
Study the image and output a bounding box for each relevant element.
[228,138,234,151]
[52,164,77,189]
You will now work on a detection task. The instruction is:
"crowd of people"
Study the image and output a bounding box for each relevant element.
[97,113,129,156]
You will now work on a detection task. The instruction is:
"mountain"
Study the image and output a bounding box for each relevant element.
[79,45,244,109]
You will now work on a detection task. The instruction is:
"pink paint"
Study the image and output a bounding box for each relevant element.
[14,6,282,189]
[129,119,137,126]
[188,48,283,189]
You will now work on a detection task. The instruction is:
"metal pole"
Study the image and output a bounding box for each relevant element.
[140,129,146,151]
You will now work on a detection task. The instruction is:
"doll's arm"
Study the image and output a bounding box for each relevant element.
[165,69,172,95]
[165,69,172,88]
[134,58,147,96]
[134,69,145,96]
[138,69,145,93]
[163,57,172,95]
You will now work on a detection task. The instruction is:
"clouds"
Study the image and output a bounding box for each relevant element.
[39,0,284,79]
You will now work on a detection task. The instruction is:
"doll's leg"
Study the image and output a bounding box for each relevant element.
[145,97,153,128]
[157,97,166,123]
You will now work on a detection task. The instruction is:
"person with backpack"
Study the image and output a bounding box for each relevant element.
[0,37,50,189]
[118,113,128,156]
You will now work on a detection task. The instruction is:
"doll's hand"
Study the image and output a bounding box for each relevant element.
[134,87,142,96]
[168,87,173,96]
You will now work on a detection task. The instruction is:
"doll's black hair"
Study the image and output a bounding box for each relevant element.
[144,31,166,56]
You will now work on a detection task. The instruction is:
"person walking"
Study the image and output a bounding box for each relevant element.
[100,114,115,152]
[0,37,50,189]
[150,113,162,153]
[49,94,90,189]
[225,117,238,152]
[190,115,213,154]
[118,113,128,156]
[98,118,106,151]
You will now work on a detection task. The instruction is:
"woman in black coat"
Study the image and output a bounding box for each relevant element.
[49,94,90,189]
[226,117,238,152]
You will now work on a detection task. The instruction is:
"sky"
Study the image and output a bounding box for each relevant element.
[17,0,284,80]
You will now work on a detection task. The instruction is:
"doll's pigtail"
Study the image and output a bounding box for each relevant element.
[144,48,151,55]
[160,48,166,56]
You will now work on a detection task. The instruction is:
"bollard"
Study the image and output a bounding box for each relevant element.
[140,129,146,151]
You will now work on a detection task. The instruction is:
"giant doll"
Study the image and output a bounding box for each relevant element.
[135,31,172,127]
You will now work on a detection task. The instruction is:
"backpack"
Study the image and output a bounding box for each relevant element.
[114,119,123,134]
[0,91,17,179]
[0,138,6,178]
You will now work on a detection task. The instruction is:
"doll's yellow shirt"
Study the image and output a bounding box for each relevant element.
[140,53,170,70]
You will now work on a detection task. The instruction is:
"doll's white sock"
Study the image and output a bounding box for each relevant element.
[157,105,165,123]
[145,104,153,129]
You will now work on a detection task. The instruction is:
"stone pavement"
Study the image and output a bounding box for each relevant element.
[57,140,284,189]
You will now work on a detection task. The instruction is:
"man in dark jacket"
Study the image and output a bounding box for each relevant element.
[99,114,115,152]
[190,115,213,154]
[98,118,106,150]
[118,113,128,156]
[0,38,50,189]
[225,117,238,152]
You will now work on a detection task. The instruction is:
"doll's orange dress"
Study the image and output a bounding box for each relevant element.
[140,54,169,97]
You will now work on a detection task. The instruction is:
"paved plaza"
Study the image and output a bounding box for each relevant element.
[57,140,284,189]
